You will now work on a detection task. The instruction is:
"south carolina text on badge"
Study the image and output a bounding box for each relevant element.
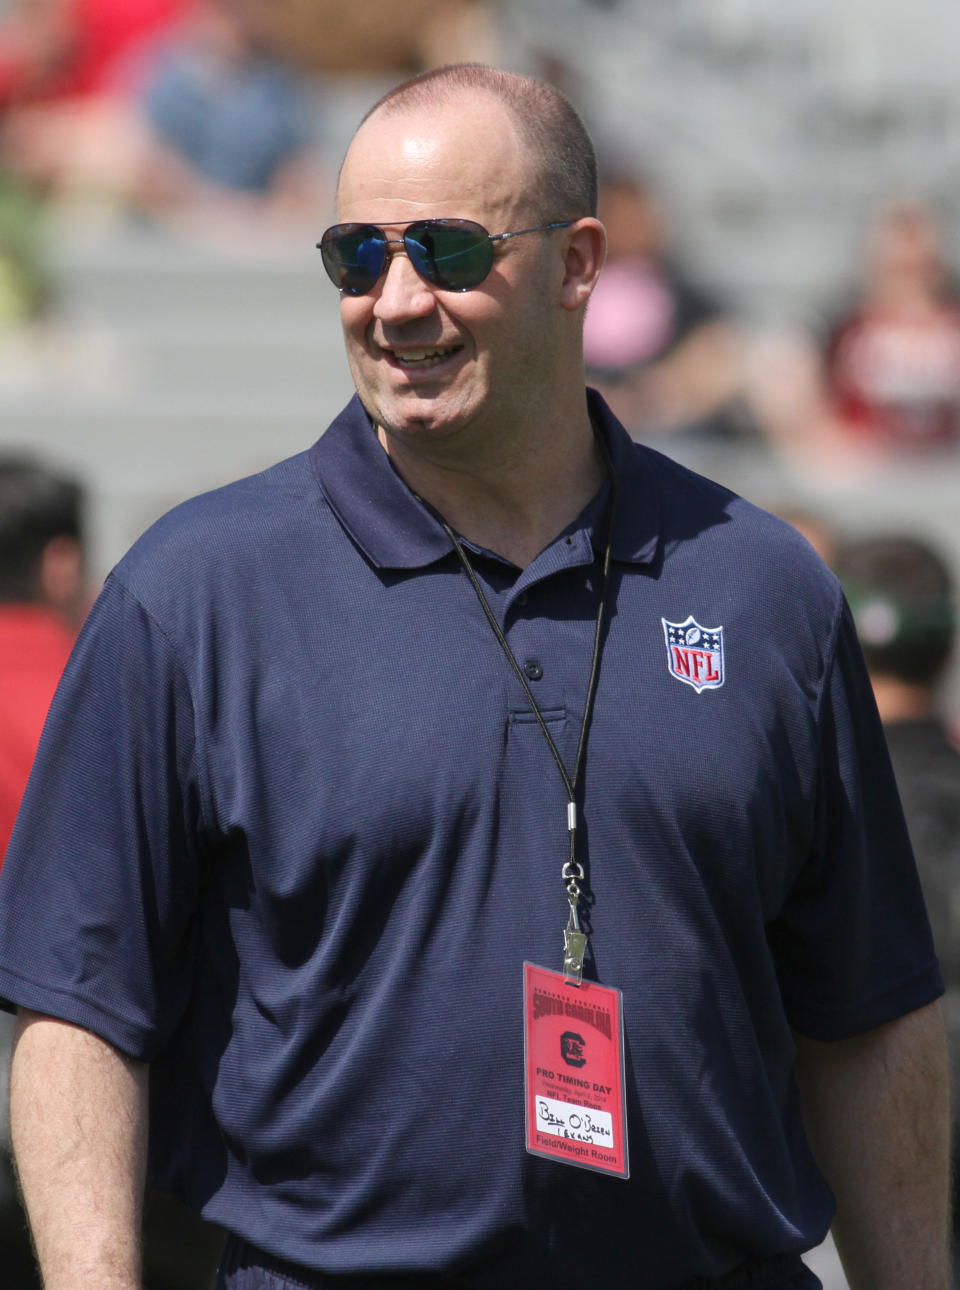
[662,615,725,693]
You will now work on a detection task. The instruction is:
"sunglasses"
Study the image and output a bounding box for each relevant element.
[317,218,573,295]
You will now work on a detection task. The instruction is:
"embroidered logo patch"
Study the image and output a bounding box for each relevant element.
[662,616,725,693]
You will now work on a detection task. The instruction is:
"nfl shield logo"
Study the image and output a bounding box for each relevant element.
[662,615,725,693]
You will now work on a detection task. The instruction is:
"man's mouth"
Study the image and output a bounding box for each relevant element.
[391,345,462,369]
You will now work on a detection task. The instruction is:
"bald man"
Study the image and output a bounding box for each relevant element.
[0,66,949,1290]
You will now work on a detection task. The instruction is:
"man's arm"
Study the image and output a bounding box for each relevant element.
[794,999,951,1290]
[9,1009,148,1290]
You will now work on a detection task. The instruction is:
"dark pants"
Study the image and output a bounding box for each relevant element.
[216,1236,823,1290]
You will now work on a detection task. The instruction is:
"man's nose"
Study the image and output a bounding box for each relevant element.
[372,248,437,324]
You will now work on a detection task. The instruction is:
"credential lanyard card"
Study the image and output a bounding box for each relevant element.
[523,962,629,1178]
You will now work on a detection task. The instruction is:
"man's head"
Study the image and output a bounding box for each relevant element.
[835,534,955,690]
[0,457,85,622]
[329,64,605,456]
[358,64,598,225]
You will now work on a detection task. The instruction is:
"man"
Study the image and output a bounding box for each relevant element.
[0,65,949,1290]
[834,534,959,962]
[835,534,960,1214]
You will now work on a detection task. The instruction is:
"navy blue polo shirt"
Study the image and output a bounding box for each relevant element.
[0,393,941,1289]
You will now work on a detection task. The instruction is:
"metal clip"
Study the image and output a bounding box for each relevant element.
[563,899,587,985]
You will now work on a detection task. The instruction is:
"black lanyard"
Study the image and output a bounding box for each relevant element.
[431,463,617,983]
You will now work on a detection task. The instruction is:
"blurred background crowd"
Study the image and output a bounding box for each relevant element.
[1,0,959,1286]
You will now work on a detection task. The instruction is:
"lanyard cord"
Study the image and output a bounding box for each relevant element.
[430,460,618,929]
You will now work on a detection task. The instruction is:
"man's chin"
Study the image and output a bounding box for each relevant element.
[372,395,474,446]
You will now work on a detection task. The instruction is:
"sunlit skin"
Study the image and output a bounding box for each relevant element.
[333,89,608,565]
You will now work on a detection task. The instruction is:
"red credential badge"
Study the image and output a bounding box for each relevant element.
[523,962,629,1178]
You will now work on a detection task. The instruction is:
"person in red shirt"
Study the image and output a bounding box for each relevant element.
[824,200,960,451]
[0,457,87,866]
[0,0,190,198]
[0,456,226,1286]
[0,0,189,107]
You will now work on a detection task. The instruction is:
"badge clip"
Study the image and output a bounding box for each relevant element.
[563,905,587,985]
[561,856,587,985]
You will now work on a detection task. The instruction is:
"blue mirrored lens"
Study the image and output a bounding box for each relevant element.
[320,225,387,295]
[405,221,493,291]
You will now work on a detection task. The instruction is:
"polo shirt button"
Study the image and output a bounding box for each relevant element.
[516,592,529,606]
[524,658,544,681]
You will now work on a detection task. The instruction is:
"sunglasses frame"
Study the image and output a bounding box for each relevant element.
[317,218,574,296]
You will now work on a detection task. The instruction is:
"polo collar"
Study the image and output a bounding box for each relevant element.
[586,387,661,565]
[309,391,660,570]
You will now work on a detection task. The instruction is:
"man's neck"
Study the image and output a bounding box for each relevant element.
[377,414,607,568]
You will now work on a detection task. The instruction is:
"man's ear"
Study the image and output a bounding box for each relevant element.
[559,218,606,312]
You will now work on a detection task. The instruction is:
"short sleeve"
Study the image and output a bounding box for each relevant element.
[0,575,207,1059]
[769,601,943,1039]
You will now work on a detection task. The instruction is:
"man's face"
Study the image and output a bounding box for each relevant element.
[334,92,565,456]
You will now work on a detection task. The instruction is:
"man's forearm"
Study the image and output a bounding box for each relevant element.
[10,1010,148,1290]
[795,1000,951,1290]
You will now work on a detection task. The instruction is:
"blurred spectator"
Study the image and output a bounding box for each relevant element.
[129,0,327,238]
[834,533,960,956]
[251,0,499,77]
[0,0,73,110]
[0,0,188,104]
[0,0,189,198]
[834,532,960,1245]
[751,199,960,478]
[583,172,745,439]
[823,199,960,452]
[0,456,225,1290]
[0,456,85,867]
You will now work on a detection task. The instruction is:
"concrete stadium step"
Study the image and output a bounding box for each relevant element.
[48,215,334,334]
[1,400,351,577]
